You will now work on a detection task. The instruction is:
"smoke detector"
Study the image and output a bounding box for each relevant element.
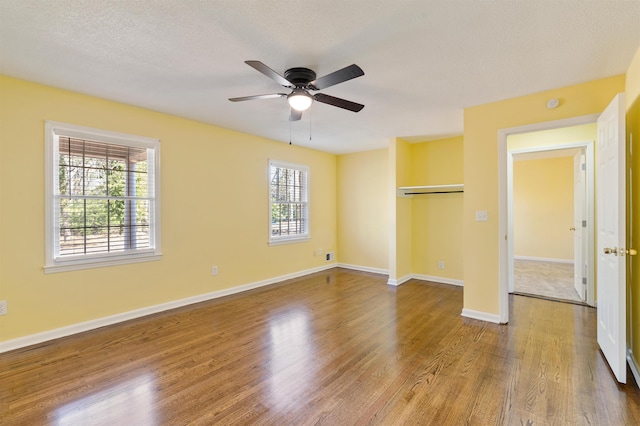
[546,98,560,109]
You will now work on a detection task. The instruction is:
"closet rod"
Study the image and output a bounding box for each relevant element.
[404,191,464,195]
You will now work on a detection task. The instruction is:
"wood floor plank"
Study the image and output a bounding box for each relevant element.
[1,268,639,425]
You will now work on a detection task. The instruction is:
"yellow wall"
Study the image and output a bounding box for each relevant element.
[507,123,597,151]
[626,46,640,373]
[336,149,388,270]
[410,137,463,279]
[513,157,574,260]
[410,136,464,185]
[626,46,640,110]
[0,76,337,342]
[463,75,625,316]
[2,54,638,347]
[389,138,412,281]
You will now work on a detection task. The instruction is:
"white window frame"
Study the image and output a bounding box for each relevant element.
[44,121,162,273]
[268,160,310,245]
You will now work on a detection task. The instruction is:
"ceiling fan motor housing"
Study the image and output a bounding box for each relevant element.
[284,67,317,86]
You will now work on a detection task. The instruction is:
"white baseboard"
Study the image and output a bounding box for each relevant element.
[387,274,412,286]
[0,263,336,354]
[412,274,463,287]
[387,274,463,287]
[514,256,573,264]
[336,263,389,276]
[628,349,640,389]
[461,308,502,324]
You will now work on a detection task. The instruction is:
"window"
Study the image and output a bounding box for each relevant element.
[269,160,309,244]
[45,121,161,272]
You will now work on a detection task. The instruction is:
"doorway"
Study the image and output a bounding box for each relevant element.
[509,146,591,304]
[497,114,599,323]
[497,96,628,384]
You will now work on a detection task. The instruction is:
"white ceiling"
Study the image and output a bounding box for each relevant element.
[1,1,639,154]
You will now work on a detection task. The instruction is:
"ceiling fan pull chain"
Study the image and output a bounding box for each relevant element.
[309,110,312,141]
[289,118,292,145]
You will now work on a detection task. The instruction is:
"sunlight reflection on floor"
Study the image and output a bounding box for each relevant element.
[54,373,156,426]
[268,310,315,411]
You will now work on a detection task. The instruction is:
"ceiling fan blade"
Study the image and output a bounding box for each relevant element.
[314,93,364,112]
[309,64,364,90]
[229,93,286,102]
[290,109,302,121]
[245,61,292,87]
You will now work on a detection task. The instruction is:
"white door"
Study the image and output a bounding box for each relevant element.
[573,151,586,301]
[596,93,626,384]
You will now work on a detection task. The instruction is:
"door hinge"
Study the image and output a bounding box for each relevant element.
[582,277,587,285]
[581,163,586,171]
[582,220,587,228]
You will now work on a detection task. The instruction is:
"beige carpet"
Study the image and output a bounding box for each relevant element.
[513,259,583,303]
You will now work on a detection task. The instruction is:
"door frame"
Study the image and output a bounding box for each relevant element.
[498,114,599,323]
[507,141,594,305]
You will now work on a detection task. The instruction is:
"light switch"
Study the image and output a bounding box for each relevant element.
[475,210,488,222]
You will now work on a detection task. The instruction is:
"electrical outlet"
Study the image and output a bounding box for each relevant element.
[0,300,7,315]
[438,261,445,270]
[326,251,335,262]
[475,210,488,222]
[211,266,218,276]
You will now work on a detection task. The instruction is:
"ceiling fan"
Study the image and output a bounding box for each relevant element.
[229,61,365,121]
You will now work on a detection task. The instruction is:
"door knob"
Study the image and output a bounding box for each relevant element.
[569,226,576,231]
[620,248,637,257]
[604,247,618,255]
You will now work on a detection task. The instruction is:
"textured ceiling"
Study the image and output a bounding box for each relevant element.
[1,0,639,154]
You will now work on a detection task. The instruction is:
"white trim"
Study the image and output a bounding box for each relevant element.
[44,121,162,272]
[461,308,502,324]
[412,274,464,287]
[499,132,509,324]
[385,272,464,287]
[45,253,162,274]
[387,274,412,286]
[500,114,600,138]
[513,256,573,264]
[45,121,161,149]
[268,159,310,244]
[498,114,599,322]
[397,184,464,197]
[508,141,594,297]
[337,263,389,275]
[0,264,335,354]
[336,261,465,287]
[628,349,640,389]
[268,236,311,246]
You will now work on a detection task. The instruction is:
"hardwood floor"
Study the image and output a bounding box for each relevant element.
[2,268,639,425]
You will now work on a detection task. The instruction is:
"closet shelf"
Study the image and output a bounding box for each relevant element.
[397,184,464,197]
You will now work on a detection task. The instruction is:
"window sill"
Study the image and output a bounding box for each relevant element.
[268,236,310,246]
[44,253,162,274]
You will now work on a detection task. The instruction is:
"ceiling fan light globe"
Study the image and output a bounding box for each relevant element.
[288,91,313,111]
